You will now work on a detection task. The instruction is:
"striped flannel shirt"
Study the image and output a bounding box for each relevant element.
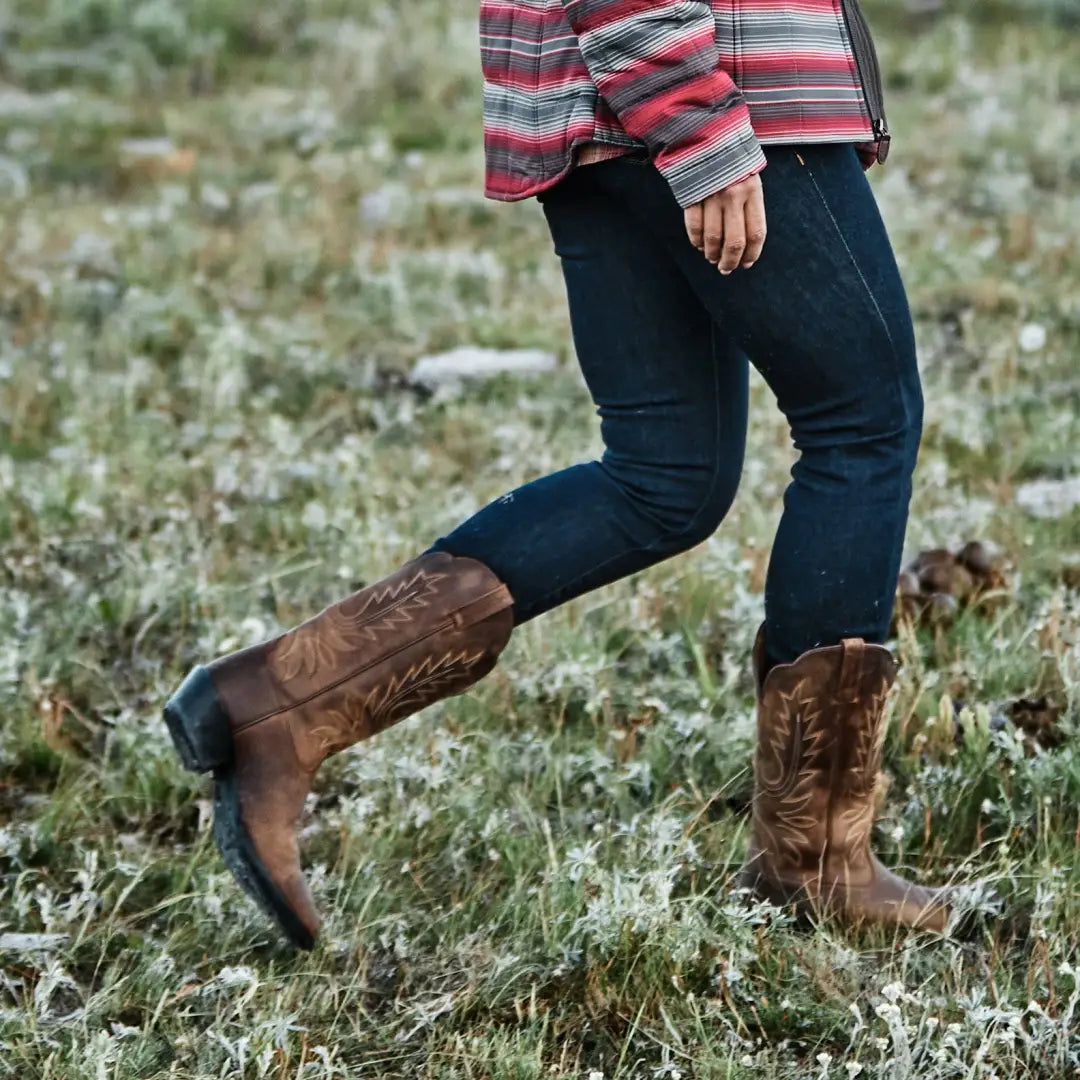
[480,0,888,208]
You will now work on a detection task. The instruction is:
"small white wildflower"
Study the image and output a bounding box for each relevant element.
[876,1002,901,1021]
[845,1065,864,1079]
[302,501,328,529]
[215,966,257,988]
[588,1071,604,1080]
[1018,323,1047,353]
[881,982,904,1004]
[239,617,269,645]
[200,182,230,214]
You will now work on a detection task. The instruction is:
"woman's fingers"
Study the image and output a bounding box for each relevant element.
[703,195,725,264]
[686,173,767,274]
[741,185,767,268]
[717,194,746,275]
[684,203,704,251]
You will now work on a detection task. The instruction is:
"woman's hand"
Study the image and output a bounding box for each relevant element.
[683,173,767,274]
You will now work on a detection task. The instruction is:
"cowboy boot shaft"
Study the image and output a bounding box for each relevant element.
[742,630,948,931]
[749,642,893,878]
[208,553,513,768]
[825,649,894,880]
[749,663,835,876]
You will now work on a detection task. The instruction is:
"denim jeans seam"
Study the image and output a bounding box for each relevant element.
[519,324,728,618]
[805,160,920,644]
[804,167,898,363]
[803,164,918,475]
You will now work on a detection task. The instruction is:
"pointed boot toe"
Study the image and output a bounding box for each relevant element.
[213,717,322,949]
[869,866,951,934]
[213,767,321,949]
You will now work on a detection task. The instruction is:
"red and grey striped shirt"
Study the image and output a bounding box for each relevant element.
[480,0,889,207]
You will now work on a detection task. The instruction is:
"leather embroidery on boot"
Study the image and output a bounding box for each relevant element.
[835,682,891,858]
[848,685,889,794]
[306,647,489,757]
[754,684,829,861]
[272,569,447,682]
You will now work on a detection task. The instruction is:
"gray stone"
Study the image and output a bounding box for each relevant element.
[1016,476,1080,519]
[411,347,557,391]
[0,933,69,954]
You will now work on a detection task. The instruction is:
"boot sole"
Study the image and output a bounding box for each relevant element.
[164,667,316,950]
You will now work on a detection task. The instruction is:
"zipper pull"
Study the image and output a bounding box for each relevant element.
[874,118,891,164]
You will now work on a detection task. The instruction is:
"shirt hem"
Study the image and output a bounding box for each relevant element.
[483,127,877,204]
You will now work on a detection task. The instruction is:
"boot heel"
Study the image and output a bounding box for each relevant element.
[163,667,235,773]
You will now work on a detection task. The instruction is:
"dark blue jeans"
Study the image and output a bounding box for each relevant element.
[432,144,923,666]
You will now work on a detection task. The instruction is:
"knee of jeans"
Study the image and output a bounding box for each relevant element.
[796,372,923,491]
[877,353,923,470]
[608,458,740,553]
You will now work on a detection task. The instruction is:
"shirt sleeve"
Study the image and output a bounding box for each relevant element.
[560,0,766,206]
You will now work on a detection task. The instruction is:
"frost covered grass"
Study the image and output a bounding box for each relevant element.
[1,1,1079,1077]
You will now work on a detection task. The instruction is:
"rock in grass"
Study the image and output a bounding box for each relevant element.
[1015,476,1080,520]
[360,183,409,226]
[200,182,232,218]
[0,933,69,954]
[411,347,557,392]
[0,88,74,123]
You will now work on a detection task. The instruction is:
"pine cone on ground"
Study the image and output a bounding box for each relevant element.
[895,541,1008,628]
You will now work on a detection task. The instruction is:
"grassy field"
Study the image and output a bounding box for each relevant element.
[1,1,1079,1076]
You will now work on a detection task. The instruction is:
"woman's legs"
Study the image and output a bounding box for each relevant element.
[590,145,923,666]
[169,143,931,946]
[565,146,946,929]
[432,165,748,622]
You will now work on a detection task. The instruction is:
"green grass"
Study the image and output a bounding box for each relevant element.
[1,1,1079,1077]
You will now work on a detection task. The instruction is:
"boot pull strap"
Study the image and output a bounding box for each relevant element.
[837,638,865,701]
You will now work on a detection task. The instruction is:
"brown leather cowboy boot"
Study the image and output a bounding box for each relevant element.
[738,629,950,932]
[163,552,514,948]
